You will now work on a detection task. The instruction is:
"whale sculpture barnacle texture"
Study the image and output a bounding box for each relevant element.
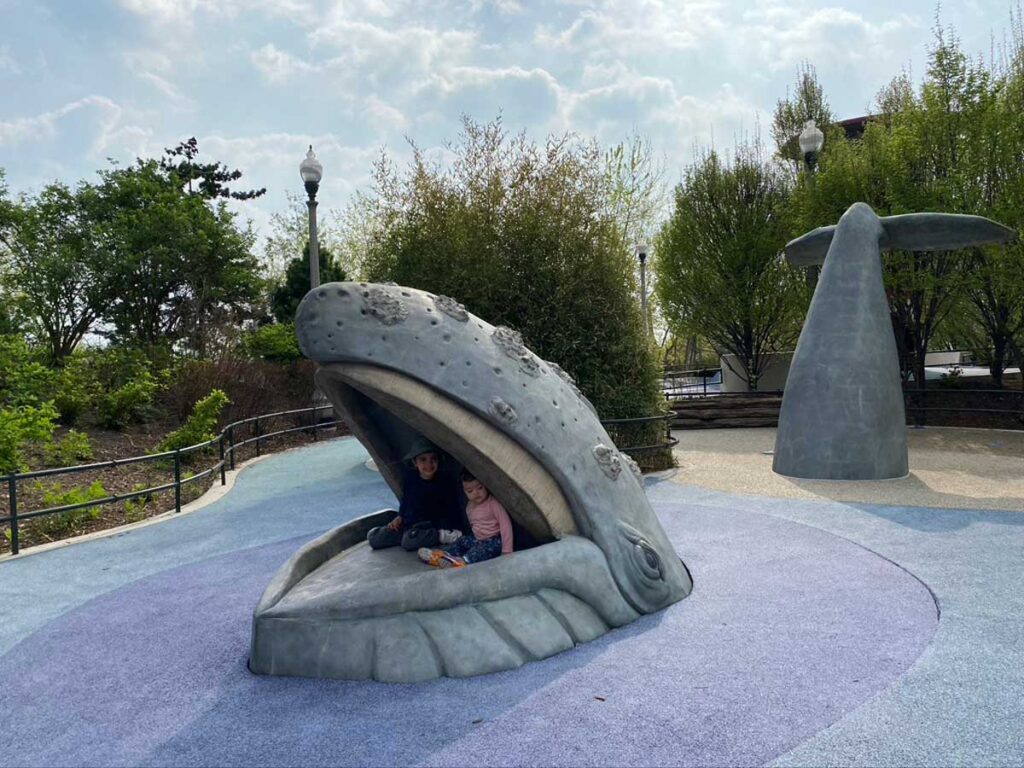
[248,282,692,683]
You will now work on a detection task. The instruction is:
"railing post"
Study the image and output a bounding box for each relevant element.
[703,372,707,396]
[8,475,18,556]
[229,425,236,470]
[219,433,226,486]
[174,449,182,514]
[313,407,319,442]
[255,417,262,457]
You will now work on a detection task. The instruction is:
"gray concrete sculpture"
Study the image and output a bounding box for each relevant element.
[774,203,1015,480]
[249,282,692,682]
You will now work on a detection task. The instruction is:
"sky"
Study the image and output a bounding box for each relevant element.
[0,0,1016,250]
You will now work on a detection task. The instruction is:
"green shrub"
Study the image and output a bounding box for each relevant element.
[0,335,53,407]
[359,117,663,419]
[53,353,100,424]
[98,370,159,428]
[158,389,230,453]
[124,483,154,523]
[55,347,166,428]
[0,403,58,474]
[242,323,302,362]
[26,479,108,540]
[43,430,94,468]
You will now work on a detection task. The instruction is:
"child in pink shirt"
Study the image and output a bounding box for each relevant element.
[418,470,513,569]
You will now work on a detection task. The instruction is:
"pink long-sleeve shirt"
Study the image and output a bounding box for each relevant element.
[466,495,514,555]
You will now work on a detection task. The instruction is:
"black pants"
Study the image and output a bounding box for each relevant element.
[367,520,440,551]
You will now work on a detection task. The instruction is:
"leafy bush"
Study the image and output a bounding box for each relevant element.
[98,370,159,428]
[359,117,662,418]
[52,352,100,424]
[124,483,154,523]
[52,346,166,428]
[161,357,316,423]
[0,403,58,474]
[0,335,53,407]
[25,480,108,540]
[43,430,94,468]
[158,389,230,453]
[242,323,302,362]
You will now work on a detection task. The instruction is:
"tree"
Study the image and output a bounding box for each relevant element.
[89,159,262,356]
[0,181,106,364]
[358,116,661,418]
[656,143,805,391]
[772,62,840,172]
[603,133,668,342]
[787,23,1019,390]
[160,137,266,200]
[270,242,347,324]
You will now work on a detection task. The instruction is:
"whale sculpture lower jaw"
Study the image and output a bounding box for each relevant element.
[249,281,692,682]
[251,517,638,682]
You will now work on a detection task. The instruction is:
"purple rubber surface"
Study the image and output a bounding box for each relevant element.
[0,501,937,767]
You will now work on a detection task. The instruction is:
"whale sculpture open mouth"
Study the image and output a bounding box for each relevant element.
[249,282,692,682]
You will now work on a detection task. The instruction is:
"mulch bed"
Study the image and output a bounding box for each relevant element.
[1,418,350,556]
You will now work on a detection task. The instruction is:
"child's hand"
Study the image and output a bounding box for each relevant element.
[387,516,404,531]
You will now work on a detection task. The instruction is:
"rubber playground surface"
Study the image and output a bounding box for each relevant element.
[1,433,1022,766]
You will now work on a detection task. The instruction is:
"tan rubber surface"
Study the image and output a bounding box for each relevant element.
[671,426,1024,511]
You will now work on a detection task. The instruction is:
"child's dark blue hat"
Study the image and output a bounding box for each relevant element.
[402,436,440,462]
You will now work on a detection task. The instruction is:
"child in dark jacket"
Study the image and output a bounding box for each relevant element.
[367,437,463,552]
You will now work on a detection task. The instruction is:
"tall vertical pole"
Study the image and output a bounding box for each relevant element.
[637,244,649,338]
[8,475,18,556]
[307,193,320,289]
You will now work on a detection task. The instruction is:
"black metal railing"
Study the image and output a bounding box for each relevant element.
[2,404,684,556]
[662,367,722,399]
[602,412,678,454]
[1,405,340,556]
[903,388,1024,428]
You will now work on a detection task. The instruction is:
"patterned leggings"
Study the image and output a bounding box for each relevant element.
[445,534,503,564]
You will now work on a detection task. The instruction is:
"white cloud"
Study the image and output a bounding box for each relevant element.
[0,96,121,147]
[310,16,476,84]
[118,0,313,25]
[251,43,317,83]
[739,4,919,72]
[0,44,20,76]
[363,95,409,131]
[535,0,727,56]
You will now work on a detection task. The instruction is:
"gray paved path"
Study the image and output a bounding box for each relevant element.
[0,437,1021,766]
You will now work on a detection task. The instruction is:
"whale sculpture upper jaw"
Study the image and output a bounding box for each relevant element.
[293,281,691,616]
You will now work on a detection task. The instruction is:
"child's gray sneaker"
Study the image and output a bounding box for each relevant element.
[438,528,462,544]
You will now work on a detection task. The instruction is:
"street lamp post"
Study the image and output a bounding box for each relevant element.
[798,120,825,289]
[799,119,824,173]
[299,145,323,289]
[299,146,329,423]
[637,243,649,336]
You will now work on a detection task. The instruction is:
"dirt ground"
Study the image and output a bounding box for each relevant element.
[671,426,1024,512]
[1,418,347,554]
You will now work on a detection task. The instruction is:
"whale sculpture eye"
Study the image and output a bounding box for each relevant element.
[620,523,664,582]
[637,542,663,580]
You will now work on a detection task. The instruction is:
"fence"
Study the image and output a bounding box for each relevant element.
[903,388,1024,429]
[2,406,678,557]
[2,405,340,556]
[662,367,722,399]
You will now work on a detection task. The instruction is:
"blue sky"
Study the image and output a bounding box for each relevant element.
[0,0,1014,247]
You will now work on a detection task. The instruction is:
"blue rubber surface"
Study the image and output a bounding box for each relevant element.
[0,438,1019,766]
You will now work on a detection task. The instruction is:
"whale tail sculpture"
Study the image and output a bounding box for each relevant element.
[774,203,1015,480]
[249,283,692,682]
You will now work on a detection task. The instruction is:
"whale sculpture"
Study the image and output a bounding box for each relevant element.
[249,282,692,682]
[774,203,1015,480]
